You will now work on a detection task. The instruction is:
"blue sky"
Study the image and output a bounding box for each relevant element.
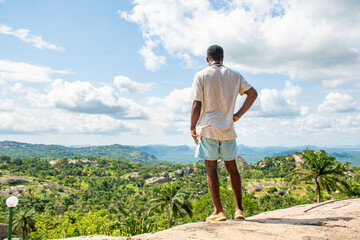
[0,0,359,147]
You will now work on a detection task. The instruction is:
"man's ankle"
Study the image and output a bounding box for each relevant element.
[213,209,224,215]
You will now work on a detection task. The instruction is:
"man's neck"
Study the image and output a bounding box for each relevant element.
[209,60,223,66]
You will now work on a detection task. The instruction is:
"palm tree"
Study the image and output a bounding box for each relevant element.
[292,150,349,203]
[13,208,36,240]
[121,214,157,236]
[149,183,192,228]
[346,180,360,197]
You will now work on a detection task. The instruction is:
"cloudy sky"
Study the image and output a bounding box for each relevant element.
[0,0,359,147]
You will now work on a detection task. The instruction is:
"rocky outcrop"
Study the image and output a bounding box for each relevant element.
[128,172,141,180]
[217,156,248,168]
[173,166,192,177]
[57,198,360,240]
[0,175,76,197]
[253,186,263,192]
[145,173,171,184]
[236,155,248,166]
[293,154,306,167]
[276,189,285,196]
[146,167,193,184]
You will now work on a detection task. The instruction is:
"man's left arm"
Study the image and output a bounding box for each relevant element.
[233,87,258,122]
[190,100,202,145]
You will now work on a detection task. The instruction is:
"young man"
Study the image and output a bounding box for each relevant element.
[190,45,257,221]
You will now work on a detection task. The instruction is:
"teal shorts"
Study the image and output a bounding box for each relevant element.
[195,137,237,161]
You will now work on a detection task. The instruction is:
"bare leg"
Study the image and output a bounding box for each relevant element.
[205,160,223,214]
[224,160,243,211]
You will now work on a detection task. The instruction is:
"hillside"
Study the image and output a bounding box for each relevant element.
[0,141,161,165]
[56,198,360,240]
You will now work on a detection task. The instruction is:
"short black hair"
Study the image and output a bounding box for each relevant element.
[207,45,224,61]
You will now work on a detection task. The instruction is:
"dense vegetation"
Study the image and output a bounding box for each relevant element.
[0,150,359,239]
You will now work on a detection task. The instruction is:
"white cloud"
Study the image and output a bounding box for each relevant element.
[276,113,332,139]
[282,81,302,100]
[0,108,56,134]
[113,76,154,93]
[31,79,147,120]
[234,118,268,138]
[0,24,65,51]
[0,99,15,112]
[147,87,192,134]
[252,81,306,117]
[138,45,167,71]
[120,0,360,86]
[51,112,143,134]
[318,92,358,113]
[337,115,360,128]
[149,87,192,114]
[246,111,360,146]
[0,60,69,83]
[0,105,143,135]
[304,114,332,129]
[0,62,148,135]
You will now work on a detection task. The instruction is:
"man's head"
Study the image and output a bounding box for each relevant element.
[207,45,224,63]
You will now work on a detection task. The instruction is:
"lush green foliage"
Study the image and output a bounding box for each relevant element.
[149,183,192,227]
[253,155,297,178]
[0,148,358,239]
[13,208,36,240]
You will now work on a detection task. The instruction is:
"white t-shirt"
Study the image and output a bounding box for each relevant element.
[190,64,252,140]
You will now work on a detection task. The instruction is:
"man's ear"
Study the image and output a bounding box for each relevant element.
[206,57,209,63]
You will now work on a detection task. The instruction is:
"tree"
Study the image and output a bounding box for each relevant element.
[13,208,36,240]
[0,155,11,163]
[149,183,192,228]
[292,150,349,203]
[121,214,157,236]
[346,180,360,197]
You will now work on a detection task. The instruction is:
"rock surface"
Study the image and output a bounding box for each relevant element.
[55,198,360,240]
[236,155,248,166]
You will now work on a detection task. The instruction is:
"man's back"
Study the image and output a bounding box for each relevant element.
[190,64,251,140]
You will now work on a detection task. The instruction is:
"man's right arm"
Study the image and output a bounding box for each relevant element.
[233,87,258,122]
[190,100,202,144]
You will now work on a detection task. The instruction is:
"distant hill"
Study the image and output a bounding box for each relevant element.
[136,144,360,166]
[237,144,257,154]
[0,141,68,151]
[331,152,353,159]
[138,144,191,156]
[237,145,360,166]
[1,141,359,166]
[0,141,161,165]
